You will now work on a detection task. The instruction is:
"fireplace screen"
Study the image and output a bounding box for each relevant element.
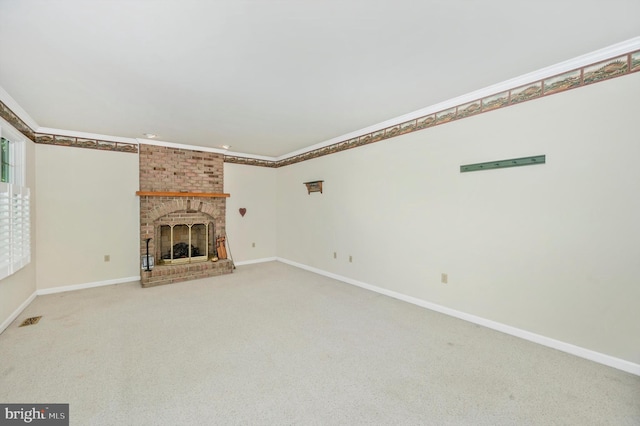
[159,223,210,264]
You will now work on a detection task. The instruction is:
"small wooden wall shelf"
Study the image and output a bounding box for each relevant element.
[135,191,230,198]
[303,180,323,194]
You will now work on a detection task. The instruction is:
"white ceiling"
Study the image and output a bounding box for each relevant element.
[1,1,639,157]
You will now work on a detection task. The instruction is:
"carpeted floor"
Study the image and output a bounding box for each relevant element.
[1,261,639,425]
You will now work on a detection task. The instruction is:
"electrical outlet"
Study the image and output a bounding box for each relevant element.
[441,273,448,284]
[333,252,337,259]
[252,242,255,248]
[349,255,353,263]
[104,255,110,262]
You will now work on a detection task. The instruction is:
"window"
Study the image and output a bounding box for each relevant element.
[0,119,30,280]
[1,137,10,183]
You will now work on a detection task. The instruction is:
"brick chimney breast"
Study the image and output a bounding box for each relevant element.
[138,145,231,287]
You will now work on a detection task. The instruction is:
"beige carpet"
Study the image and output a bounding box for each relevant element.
[1,261,639,425]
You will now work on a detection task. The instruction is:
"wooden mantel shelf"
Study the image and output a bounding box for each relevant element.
[135,191,230,198]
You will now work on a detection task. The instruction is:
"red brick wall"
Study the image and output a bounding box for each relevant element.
[139,145,224,192]
[138,144,230,287]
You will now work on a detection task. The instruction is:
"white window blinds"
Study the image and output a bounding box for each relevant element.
[0,182,30,279]
[0,117,30,280]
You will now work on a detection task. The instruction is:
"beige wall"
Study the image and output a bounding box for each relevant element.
[35,144,139,290]
[224,163,277,262]
[2,63,638,367]
[0,135,36,329]
[276,72,640,364]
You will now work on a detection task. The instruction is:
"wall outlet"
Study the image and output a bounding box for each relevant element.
[349,255,353,263]
[252,242,255,248]
[441,273,448,284]
[104,255,110,262]
[333,252,337,259]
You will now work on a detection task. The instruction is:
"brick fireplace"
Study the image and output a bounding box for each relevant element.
[138,145,233,287]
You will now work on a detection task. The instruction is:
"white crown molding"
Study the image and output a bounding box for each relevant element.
[276,257,640,376]
[15,37,640,163]
[0,85,40,131]
[138,138,224,154]
[276,36,640,162]
[137,138,277,160]
[37,127,138,144]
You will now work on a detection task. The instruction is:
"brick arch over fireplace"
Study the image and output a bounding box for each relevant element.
[148,199,224,224]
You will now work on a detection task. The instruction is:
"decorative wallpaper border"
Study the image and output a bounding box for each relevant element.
[259,49,639,169]
[34,133,138,153]
[0,100,35,142]
[223,155,278,168]
[2,49,639,162]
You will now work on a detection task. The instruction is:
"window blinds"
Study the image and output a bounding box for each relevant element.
[0,182,30,279]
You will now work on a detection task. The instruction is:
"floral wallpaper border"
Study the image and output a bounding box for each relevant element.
[0,100,35,142]
[2,50,638,162]
[34,134,138,153]
[229,49,640,168]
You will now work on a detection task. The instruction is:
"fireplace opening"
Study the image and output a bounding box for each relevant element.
[159,223,212,264]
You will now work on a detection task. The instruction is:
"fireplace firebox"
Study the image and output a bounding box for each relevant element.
[159,223,212,264]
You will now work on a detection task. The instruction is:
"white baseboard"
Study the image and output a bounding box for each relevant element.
[276,257,640,377]
[234,257,277,266]
[36,276,141,295]
[0,290,37,335]
[1,276,140,334]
